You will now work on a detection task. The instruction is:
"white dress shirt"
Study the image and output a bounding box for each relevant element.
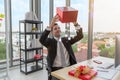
[52,37,70,67]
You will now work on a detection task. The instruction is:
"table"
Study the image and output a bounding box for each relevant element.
[51,56,120,80]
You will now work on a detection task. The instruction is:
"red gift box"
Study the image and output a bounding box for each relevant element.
[68,69,97,80]
[56,7,78,23]
[34,54,42,60]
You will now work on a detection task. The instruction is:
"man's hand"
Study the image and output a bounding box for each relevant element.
[49,14,59,28]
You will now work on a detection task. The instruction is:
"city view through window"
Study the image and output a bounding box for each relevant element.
[0,0,120,67]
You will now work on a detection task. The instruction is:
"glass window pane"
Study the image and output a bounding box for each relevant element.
[71,0,89,62]
[0,0,6,69]
[93,0,120,58]
[11,0,29,65]
[41,0,49,29]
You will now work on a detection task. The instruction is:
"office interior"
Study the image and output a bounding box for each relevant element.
[0,0,120,80]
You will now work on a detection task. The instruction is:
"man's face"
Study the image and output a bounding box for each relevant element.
[52,25,61,38]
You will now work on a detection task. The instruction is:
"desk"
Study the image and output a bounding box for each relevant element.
[51,56,120,80]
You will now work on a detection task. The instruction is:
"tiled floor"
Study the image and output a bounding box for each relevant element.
[0,66,48,80]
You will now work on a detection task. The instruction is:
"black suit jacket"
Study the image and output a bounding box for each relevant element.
[40,28,83,71]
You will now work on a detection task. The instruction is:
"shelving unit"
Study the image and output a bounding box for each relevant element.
[19,20,43,74]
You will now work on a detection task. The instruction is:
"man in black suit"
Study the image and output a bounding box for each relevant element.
[40,15,83,80]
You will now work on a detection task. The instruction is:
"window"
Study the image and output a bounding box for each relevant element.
[0,0,6,69]
[71,0,89,62]
[93,0,120,58]
[41,0,49,29]
[11,0,29,65]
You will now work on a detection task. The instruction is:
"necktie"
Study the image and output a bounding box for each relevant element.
[58,41,66,67]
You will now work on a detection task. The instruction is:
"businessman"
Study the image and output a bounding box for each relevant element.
[40,15,83,80]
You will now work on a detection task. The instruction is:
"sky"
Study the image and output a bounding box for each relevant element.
[0,0,120,32]
[0,0,29,31]
[94,0,120,32]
